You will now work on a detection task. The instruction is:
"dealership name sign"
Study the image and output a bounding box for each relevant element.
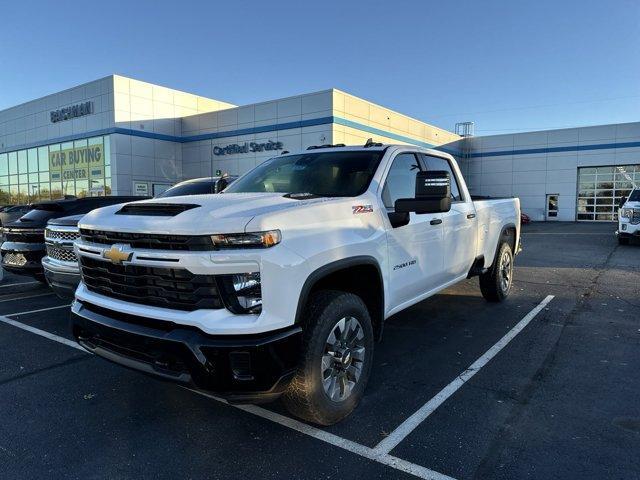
[50,101,93,123]
[213,140,283,156]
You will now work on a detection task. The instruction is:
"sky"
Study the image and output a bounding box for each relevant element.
[1,0,639,135]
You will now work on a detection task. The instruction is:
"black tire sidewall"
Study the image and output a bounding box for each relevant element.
[299,291,374,424]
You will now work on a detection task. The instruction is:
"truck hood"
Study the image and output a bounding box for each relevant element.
[47,214,85,227]
[77,193,356,235]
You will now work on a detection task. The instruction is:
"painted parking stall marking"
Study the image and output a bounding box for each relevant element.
[374,295,555,455]
[0,293,555,480]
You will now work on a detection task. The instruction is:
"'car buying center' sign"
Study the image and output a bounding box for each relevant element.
[49,144,105,181]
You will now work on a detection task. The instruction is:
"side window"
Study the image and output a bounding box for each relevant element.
[423,155,463,202]
[381,153,421,210]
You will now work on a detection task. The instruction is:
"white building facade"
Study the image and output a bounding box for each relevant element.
[0,74,638,221]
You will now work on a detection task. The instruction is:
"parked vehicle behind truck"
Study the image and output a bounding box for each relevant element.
[1,196,145,282]
[617,187,640,245]
[71,143,521,424]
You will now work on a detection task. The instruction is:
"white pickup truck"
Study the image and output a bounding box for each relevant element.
[71,143,520,425]
[617,187,640,244]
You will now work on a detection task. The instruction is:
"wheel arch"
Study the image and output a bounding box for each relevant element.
[489,223,517,267]
[295,256,385,341]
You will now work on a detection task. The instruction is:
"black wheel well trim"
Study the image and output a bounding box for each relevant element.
[489,223,517,268]
[294,255,385,336]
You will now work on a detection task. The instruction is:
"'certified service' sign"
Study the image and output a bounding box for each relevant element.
[213,140,283,156]
[50,101,93,123]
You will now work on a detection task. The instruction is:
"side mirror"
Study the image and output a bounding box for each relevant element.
[395,171,452,214]
[387,211,410,228]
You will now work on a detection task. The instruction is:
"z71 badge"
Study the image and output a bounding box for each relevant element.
[352,205,374,214]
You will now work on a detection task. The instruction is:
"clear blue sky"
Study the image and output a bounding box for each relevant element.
[1,0,638,134]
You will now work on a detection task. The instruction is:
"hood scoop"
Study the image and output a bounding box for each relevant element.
[116,203,200,217]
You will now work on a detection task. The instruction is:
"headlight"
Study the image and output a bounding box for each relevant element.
[218,272,262,314]
[210,230,281,249]
[621,208,634,219]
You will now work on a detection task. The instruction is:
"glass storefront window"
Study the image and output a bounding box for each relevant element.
[17,150,27,174]
[0,135,111,204]
[8,152,18,175]
[28,148,38,173]
[0,154,7,176]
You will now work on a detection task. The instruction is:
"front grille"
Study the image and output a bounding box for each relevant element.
[80,256,223,311]
[3,228,44,243]
[45,229,80,241]
[80,229,214,251]
[46,245,78,263]
[632,209,640,225]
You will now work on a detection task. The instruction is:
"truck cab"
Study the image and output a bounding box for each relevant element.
[70,143,520,425]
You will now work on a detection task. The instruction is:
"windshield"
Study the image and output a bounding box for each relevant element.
[224,151,383,197]
[629,189,640,202]
[158,182,215,198]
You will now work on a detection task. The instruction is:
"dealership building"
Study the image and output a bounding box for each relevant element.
[0,74,638,222]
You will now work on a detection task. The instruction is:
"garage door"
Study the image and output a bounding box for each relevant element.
[577,165,639,221]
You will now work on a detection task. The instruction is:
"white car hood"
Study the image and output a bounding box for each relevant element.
[78,193,352,235]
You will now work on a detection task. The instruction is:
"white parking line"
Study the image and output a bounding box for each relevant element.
[189,388,455,480]
[0,315,86,352]
[0,313,455,480]
[0,296,555,479]
[0,281,41,288]
[6,304,71,317]
[0,292,54,303]
[374,295,555,455]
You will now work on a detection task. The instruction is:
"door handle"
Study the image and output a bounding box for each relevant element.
[467,214,476,219]
[430,218,442,225]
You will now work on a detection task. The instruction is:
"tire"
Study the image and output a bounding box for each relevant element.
[480,242,514,302]
[283,290,374,425]
[618,236,630,245]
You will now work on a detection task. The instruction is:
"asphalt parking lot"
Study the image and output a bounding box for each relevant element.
[0,222,638,480]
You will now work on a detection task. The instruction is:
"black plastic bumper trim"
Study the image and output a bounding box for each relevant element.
[71,301,302,401]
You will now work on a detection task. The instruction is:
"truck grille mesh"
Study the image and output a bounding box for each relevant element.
[46,245,78,263]
[45,229,80,241]
[80,257,223,311]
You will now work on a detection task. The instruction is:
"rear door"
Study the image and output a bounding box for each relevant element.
[422,154,477,281]
[382,151,446,308]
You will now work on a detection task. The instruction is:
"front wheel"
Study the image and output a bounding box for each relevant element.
[480,242,514,302]
[283,291,374,425]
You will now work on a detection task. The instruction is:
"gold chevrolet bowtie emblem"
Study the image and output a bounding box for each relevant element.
[102,244,133,264]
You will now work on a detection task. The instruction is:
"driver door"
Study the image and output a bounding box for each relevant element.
[383,152,446,308]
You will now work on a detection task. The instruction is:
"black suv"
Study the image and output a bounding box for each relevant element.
[1,196,145,281]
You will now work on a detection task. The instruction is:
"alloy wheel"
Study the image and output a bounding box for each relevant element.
[321,316,366,402]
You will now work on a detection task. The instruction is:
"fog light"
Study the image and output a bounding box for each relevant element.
[232,272,262,310]
[218,272,262,314]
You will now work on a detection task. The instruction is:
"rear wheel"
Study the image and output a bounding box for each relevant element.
[480,242,513,302]
[283,291,373,425]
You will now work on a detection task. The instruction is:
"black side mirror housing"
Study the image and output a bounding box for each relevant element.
[394,170,452,214]
[388,211,410,228]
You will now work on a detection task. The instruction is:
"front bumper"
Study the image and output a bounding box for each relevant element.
[71,300,302,402]
[0,242,46,277]
[617,221,640,237]
[42,257,80,299]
